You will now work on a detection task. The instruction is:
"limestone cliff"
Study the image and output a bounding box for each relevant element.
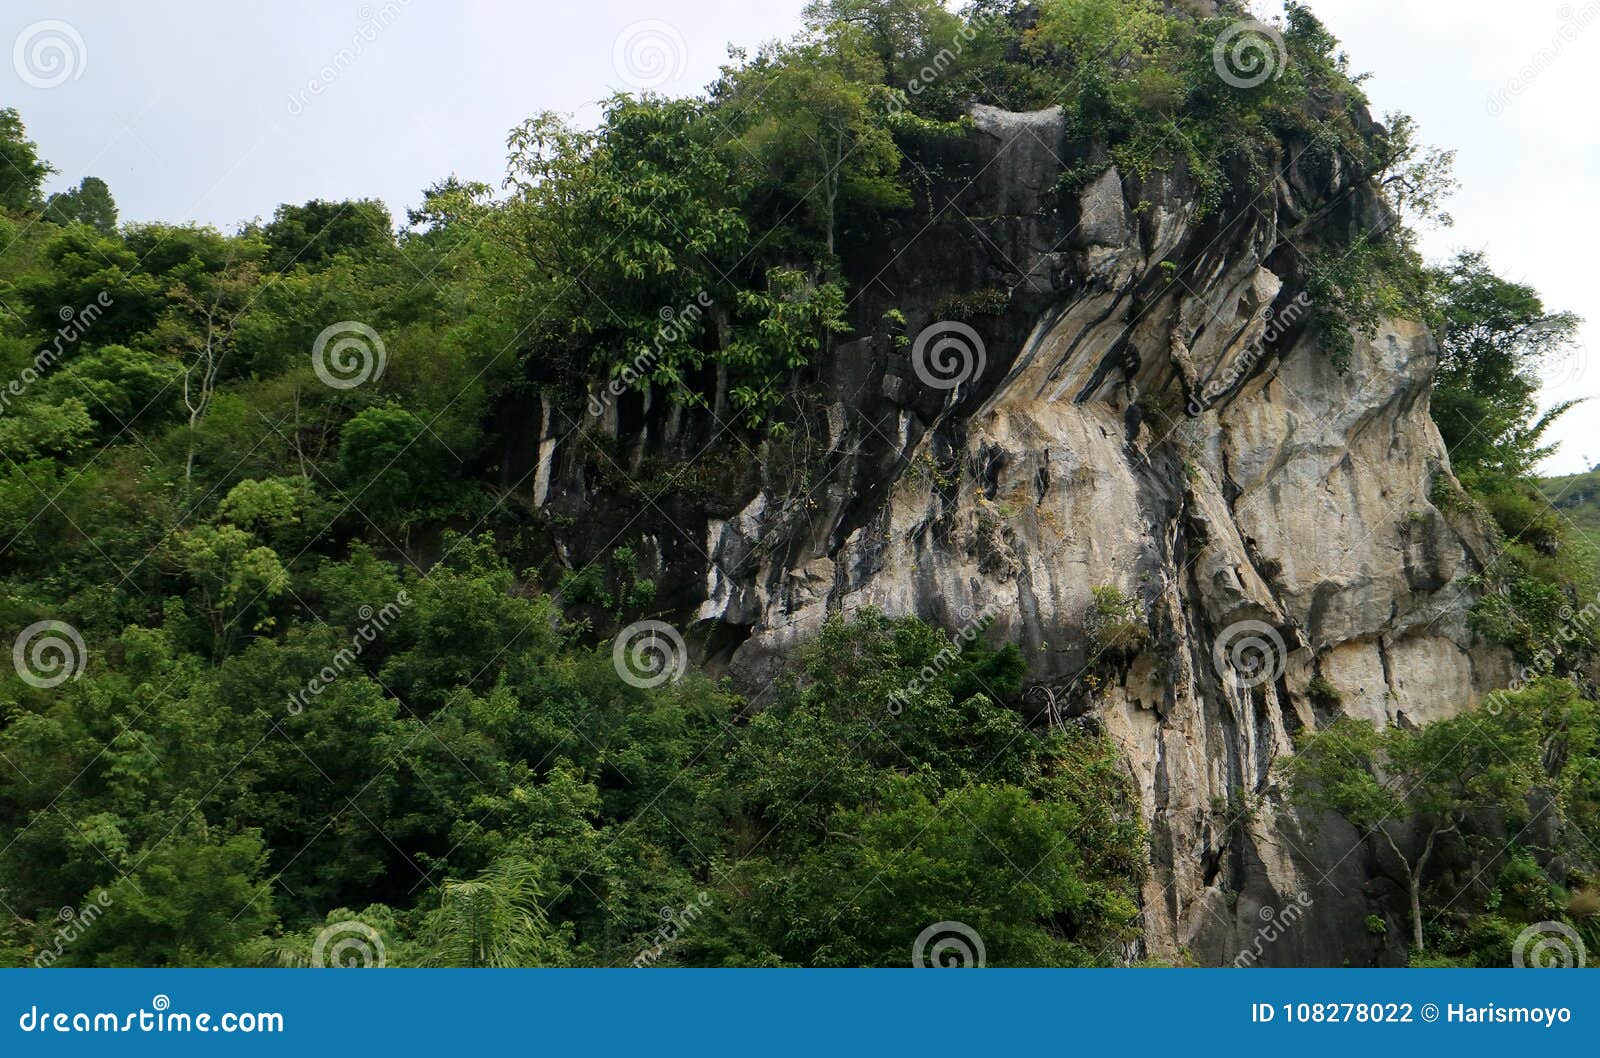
[523,104,1511,966]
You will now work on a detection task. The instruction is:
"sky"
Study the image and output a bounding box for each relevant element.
[5,0,1597,474]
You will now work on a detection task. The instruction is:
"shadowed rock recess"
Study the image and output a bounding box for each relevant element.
[519,103,1511,966]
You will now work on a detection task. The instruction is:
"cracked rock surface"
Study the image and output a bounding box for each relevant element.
[521,105,1510,966]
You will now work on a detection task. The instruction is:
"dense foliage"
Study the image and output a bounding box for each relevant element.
[1289,680,1600,965]
[0,0,1594,968]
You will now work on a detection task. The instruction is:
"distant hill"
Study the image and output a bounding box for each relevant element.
[1539,469,1600,549]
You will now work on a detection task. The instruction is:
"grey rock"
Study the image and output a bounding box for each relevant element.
[519,105,1508,966]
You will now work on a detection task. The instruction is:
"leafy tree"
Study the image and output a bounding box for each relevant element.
[146,230,268,479]
[13,224,165,343]
[729,42,909,258]
[0,108,53,213]
[1426,251,1581,486]
[801,0,965,90]
[683,611,1141,966]
[420,857,571,967]
[259,198,394,272]
[44,176,118,234]
[336,403,454,529]
[163,523,291,658]
[70,832,277,967]
[1285,700,1546,952]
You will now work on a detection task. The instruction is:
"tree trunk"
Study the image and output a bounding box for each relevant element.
[1409,875,1424,952]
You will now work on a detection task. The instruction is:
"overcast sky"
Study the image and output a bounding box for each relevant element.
[6,0,1596,474]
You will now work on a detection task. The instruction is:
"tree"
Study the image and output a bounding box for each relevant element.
[44,176,118,234]
[260,198,394,272]
[71,832,277,967]
[697,778,1142,966]
[1425,251,1581,485]
[421,857,570,967]
[14,224,164,343]
[1285,703,1545,952]
[0,108,53,213]
[146,230,267,479]
[337,403,451,528]
[731,43,909,258]
[801,0,965,90]
[164,523,290,659]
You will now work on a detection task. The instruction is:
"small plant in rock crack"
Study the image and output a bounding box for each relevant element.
[1305,675,1342,710]
[1085,585,1149,663]
[558,546,658,620]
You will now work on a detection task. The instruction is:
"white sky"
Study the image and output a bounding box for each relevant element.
[6,0,1596,474]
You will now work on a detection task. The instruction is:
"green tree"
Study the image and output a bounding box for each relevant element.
[801,0,965,92]
[259,198,394,272]
[44,176,118,234]
[420,857,571,967]
[1285,702,1545,952]
[71,832,277,967]
[0,108,53,213]
[1426,251,1581,485]
[336,403,452,529]
[731,42,909,258]
[163,523,290,658]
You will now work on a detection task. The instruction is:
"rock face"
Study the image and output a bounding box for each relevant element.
[524,105,1511,965]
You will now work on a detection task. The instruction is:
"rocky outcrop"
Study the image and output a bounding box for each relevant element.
[523,104,1510,966]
